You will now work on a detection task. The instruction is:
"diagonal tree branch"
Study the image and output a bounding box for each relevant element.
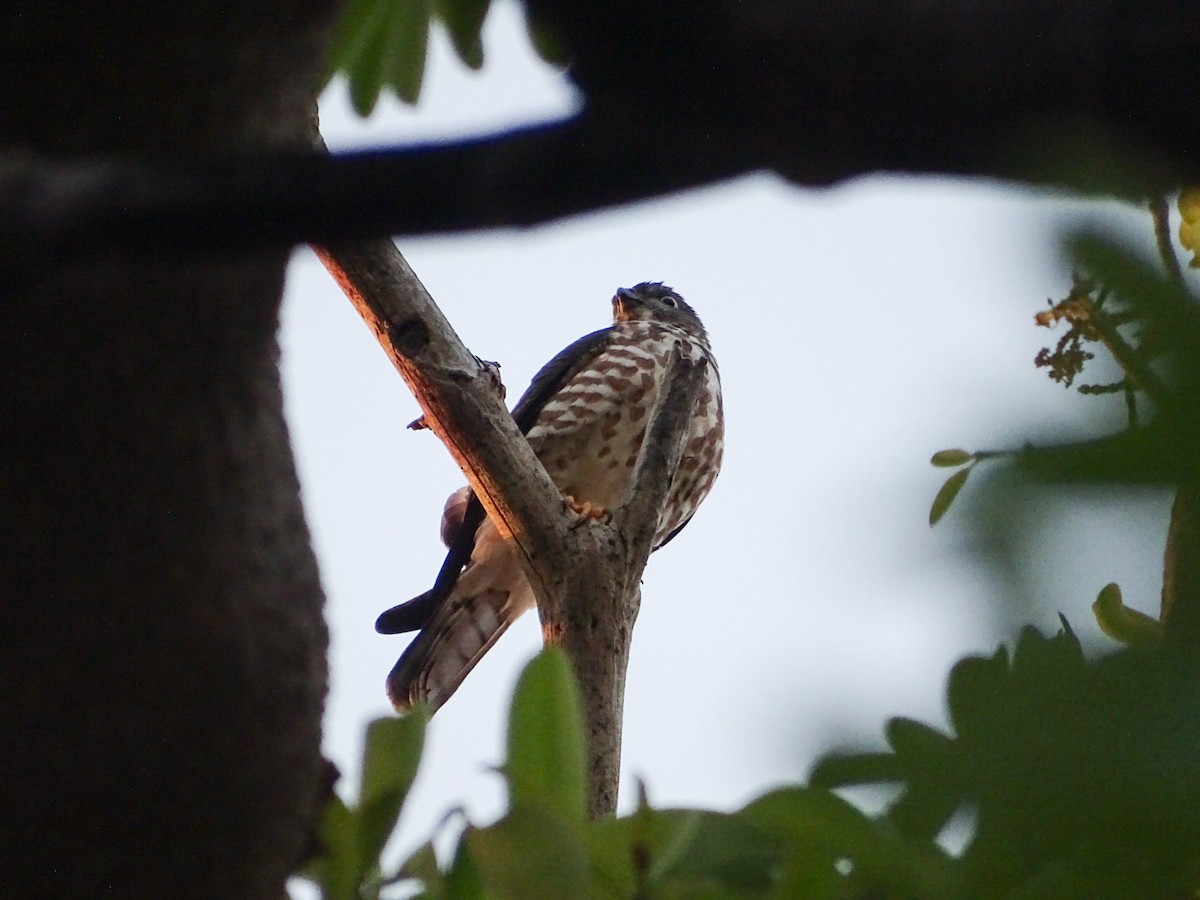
[316,236,707,816]
[314,240,567,600]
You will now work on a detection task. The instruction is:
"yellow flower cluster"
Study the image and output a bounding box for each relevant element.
[1180,188,1200,268]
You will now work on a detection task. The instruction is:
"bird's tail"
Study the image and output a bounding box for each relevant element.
[386,586,525,713]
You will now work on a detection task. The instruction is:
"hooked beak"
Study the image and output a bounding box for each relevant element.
[612,287,642,321]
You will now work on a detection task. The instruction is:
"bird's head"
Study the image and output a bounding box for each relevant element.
[612,282,706,336]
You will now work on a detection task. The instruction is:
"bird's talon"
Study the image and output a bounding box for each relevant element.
[564,495,609,522]
[476,357,506,401]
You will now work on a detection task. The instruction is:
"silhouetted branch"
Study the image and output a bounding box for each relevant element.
[0,113,750,274]
[3,0,1199,268]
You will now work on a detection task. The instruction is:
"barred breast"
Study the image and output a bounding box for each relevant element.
[525,320,724,546]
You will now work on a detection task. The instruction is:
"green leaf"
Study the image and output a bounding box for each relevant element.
[522,8,571,68]
[505,648,588,825]
[1009,623,1086,685]
[588,806,779,898]
[468,806,589,899]
[886,717,955,762]
[929,467,970,526]
[878,719,963,840]
[300,714,428,899]
[1092,582,1163,648]
[324,0,385,84]
[945,648,1009,742]
[586,819,639,898]
[1003,856,1097,899]
[434,0,489,69]
[930,448,973,468]
[313,794,361,900]
[386,0,431,105]
[643,810,704,885]
[885,781,963,844]
[358,712,428,870]
[741,787,956,899]
[396,841,444,897]
[649,811,779,891]
[809,751,905,789]
[346,0,394,115]
[446,834,487,900]
[325,0,435,113]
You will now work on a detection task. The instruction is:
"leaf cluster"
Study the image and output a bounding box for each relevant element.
[1179,189,1200,270]
[299,634,1200,899]
[1024,228,1200,474]
[300,650,813,899]
[300,711,428,899]
[817,624,1200,897]
[324,0,565,115]
[929,220,1200,525]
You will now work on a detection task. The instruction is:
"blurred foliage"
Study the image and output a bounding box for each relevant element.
[299,636,1200,898]
[1092,581,1163,648]
[324,0,567,115]
[815,625,1200,898]
[1180,189,1200,269]
[929,199,1200,524]
[300,711,427,899]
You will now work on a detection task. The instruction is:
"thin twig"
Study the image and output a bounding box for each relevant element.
[1162,484,1200,650]
[1151,195,1184,284]
[1086,303,1173,413]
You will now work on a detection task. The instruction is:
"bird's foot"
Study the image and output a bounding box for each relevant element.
[564,495,609,523]
[477,357,507,401]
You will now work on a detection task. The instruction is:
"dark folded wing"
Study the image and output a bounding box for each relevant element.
[511,327,613,431]
[377,327,614,633]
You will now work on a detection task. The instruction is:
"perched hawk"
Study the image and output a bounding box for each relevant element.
[377,283,724,712]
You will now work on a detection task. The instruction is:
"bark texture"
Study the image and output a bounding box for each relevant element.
[1,5,340,897]
[319,244,706,816]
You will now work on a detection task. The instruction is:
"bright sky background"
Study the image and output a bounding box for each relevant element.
[280,0,1182,881]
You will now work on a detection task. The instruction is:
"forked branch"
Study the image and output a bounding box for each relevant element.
[316,239,705,816]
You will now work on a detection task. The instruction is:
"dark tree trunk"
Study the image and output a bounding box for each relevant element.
[0,5,340,897]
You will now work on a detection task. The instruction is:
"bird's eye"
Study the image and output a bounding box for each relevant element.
[662,296,677,307]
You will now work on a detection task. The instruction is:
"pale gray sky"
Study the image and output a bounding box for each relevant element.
[281,0,1175,880]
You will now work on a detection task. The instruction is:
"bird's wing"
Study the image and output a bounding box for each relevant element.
[511,326,613,431]
[375,327,613,635]
[653,514,694,551]
[375,497,486,634]
[385,526,533,712]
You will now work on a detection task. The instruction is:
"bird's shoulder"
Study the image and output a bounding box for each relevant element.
[511,326,615,432]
